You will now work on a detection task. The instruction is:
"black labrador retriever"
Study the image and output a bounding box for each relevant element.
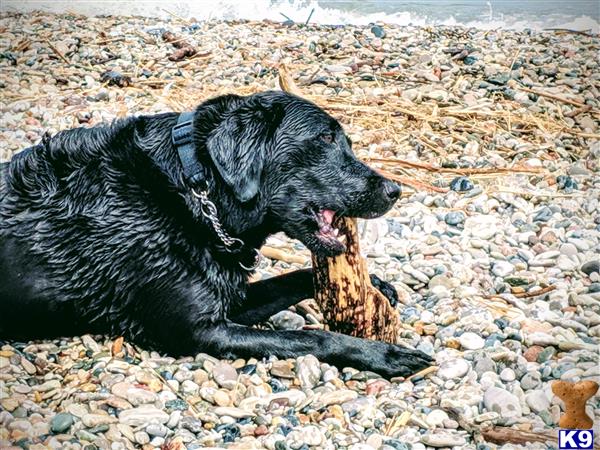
[0,91,431,378]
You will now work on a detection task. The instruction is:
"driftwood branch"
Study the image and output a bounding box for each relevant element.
[516,86,598,113]
[481,426,600,449]
[311,218,402,342]
[261,245,306,265]
[366,157,545,175]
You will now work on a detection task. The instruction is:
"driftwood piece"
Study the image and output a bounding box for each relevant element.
[278,64,402,342]
[481,426,600,449]
[162,31,197,61]
[311,218,402,341]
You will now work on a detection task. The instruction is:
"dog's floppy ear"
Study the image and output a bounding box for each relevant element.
[206,99,283,203]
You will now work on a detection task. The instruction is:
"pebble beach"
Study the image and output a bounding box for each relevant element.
[1,9,599,450]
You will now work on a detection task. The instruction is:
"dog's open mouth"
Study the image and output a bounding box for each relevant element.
[313,209,347,252]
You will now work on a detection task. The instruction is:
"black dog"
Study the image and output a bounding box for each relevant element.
[0,91,431,377]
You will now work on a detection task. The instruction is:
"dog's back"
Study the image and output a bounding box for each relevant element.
[0,116,200,341]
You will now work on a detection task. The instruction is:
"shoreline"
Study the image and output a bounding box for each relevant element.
[1,1,599,33]
[1,10,599,450]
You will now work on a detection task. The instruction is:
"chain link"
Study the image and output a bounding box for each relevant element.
[192,187,245,252]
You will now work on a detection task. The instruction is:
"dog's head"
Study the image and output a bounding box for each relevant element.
[194,91,400,256]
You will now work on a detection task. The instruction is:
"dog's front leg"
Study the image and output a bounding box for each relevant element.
[230,268,313,325]
[231,268,400,325]
[194,321,431,378]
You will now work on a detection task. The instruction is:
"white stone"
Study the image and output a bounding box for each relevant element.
[438,358,469,380]
[526,390,551,413]
[483,387,522,419]
[459,332,485,350]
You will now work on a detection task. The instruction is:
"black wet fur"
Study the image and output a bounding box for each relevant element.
[0,91,432,378]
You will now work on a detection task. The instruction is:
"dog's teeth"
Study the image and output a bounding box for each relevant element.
[337,234,347,244]
[321,225,333,233]
[333,228,339,236]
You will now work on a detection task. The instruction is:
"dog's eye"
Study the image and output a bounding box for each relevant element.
[320,134,334,144]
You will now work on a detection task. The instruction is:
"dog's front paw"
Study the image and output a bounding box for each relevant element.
[370,274,399,307]
[376,342,433,378]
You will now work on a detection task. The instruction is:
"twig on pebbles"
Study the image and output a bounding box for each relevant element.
[513,285,556,298]
[516,86,598,113]
[365,157,545,176]
[45,39,70,65]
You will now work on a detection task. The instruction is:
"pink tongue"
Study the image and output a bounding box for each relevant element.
[322,209,335,225]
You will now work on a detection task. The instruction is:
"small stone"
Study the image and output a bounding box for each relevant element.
[421,432,466,447]
[180,380,199,395]
[34,380,61,392]
[526,390,550,413]
[319,389,358,406]
[445,211,465,225]
[213,362,238,389]
[520,372,542,390]
[459,332,485,350]
[560,243,578,258]
[473,357,496,377]
[146,424,168,437]
[119,406,170,427]
[180,416,203,433]
[365,379,390,396]
[523,345,544,362]
[370,25,386,38]
[537,347,556,363]
[425,410,449,428]
[287,425,323,447]
[81,413,117,428]
[271,360,295,379]
[270,310,305,330]
[165,399,188,412]
[50,413,74,434]
[214,390,231,407]
[20,357,36,375]
[213,407,255,418]
[499,368,516,382]
[135,431,150,445]
[254,424,269,436]
[1,397,19,411]
[533,207,553,222]
[483,387,522,420]
[492,261,514,277]
[193,369,209,385]
[268,390,307,407]
[127,387,157,406]
[438,358,469,379]
[581,261,600,276]
[450,176,474,192]
[296,354,321,389]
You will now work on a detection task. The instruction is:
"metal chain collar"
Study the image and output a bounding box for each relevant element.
[191,187,260,270]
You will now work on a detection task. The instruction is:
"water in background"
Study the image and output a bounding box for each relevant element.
[2,0,599,32]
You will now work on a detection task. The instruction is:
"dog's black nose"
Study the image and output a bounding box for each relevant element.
[384,181,401,201]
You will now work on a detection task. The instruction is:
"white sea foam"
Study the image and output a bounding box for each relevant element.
[2,0,598,33]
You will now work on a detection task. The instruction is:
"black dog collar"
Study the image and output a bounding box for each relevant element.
[172,111,206,187]
[172,112,260,271]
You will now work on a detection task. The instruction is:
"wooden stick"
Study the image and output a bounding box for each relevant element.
[481,426,600,449]
[564,105,592,118]
[45,40,70,65]
[376,168,448,193]
[544,28,597,38]
[366,157,544,175]
[513,285,556,298]
[261,246,307,265]
[481,426,557,446]
[312,218,403,342]
[516,86,594,110]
